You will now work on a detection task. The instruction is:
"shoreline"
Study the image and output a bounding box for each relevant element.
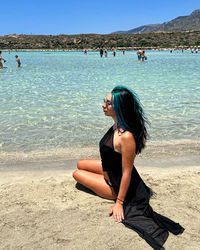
[1,47,199,52]
[1,139,199,171]
[1,153,199,172]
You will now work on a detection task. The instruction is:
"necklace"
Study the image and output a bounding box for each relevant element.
[113,123,125,136]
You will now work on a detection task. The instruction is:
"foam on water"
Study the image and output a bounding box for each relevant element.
[0,50,200,161]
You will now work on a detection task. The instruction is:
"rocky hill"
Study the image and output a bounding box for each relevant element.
[113,9,200,34]
[0,31,200,50]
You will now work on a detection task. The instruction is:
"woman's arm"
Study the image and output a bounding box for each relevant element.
[109,132,136,222]
[117,132,135,201]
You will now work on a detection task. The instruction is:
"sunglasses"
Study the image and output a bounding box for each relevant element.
[103,98,112,107]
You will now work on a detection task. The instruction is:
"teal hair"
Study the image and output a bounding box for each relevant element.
[111,85,149,154]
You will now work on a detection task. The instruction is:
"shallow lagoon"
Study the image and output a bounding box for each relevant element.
[0,50,199,161]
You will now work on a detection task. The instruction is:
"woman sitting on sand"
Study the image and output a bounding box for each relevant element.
[73,85,184,249]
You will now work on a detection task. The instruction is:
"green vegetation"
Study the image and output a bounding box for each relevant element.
[0,31,200,50]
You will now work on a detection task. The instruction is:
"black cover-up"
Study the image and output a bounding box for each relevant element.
[99,126,184,250]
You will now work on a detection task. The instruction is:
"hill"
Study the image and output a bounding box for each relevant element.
[113,9,200,34]
[0,31,200,50]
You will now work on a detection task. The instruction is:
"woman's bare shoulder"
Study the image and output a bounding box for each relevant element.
[121,130,134,139]
[120,131,136,156]
[121,131,135,145]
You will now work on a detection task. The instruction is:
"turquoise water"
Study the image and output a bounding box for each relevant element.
[0,50,200,160]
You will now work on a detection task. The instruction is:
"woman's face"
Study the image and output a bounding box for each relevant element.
[102,92,116,118]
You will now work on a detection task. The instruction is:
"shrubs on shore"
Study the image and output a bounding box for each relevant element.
[0,31,200,50]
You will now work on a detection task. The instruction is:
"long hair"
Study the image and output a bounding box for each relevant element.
[111,85,149,154]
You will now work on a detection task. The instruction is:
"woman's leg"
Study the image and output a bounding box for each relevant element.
[77,159,103,175]
[73,170,116,200]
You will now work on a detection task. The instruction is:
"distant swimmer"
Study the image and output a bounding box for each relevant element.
[15,55,21,67]
[113,49,116,57]
[0,51,6,68]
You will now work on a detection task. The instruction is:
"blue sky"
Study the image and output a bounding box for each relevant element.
[1,0,200,35]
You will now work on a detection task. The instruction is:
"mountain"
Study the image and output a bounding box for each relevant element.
[112,9,200,34]
[113,24,159,34]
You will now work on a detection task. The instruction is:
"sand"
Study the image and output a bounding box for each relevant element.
[0,164,200,250]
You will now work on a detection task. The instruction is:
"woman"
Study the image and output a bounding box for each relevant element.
[73,86,184,250]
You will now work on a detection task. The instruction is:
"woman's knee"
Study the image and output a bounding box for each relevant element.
[77,159,87,170]
[72,169,88,186]
[72,169,80,180]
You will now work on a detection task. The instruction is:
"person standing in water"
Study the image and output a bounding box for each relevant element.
[104,49,108,57]
[137,49,142,61]
[100,49,104,57]
[141,50,147,61]
[15,55,21,67]
[0,51,6,68]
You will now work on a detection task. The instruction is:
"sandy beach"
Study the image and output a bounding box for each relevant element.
[0,161,199,250]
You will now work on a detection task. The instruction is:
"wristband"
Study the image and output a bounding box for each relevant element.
[117,198,124,203]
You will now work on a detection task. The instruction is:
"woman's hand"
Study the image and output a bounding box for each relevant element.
[109,201,124,222]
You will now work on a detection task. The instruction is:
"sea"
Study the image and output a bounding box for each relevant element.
[0,50,199,168]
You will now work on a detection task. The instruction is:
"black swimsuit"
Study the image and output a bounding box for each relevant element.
[100,126,184,250]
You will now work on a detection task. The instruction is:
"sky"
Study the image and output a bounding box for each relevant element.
[1,0,200,35]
